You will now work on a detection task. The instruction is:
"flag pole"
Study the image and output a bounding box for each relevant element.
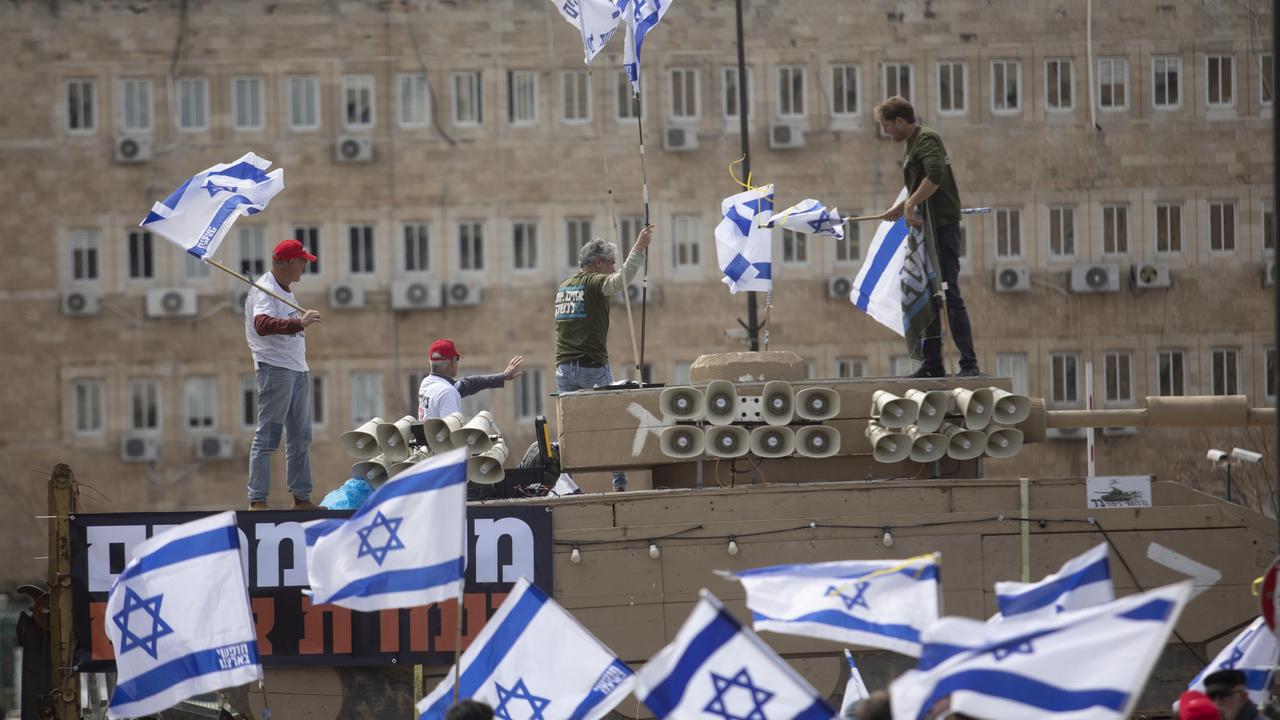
[205,257,308,314]
[633,90,651,382]
[733,0,759,351]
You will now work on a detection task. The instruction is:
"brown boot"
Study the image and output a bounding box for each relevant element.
[291,495,319,510]
[248,500,269,511]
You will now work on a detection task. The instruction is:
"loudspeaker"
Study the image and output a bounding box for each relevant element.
[952,388,995,431]
[454,410,498,452]
[866,421,911,463]
[940,422,987,461]
[985,426,1024,459]
[795,425,841,458]
[375,415,417,463]
[760,380,795,426]
[905,389,949,433]
[341,417,385,460]
[467,439,509,484]
[388,449,430,479]
[749,425,795,458]
[870,390,918,428]
[660,386,705,421]
[351,454,392,486]
[705,425,750,458]
[424,412,466,454]
[989,388,1031,426]
[659,425,705,459]
[795,387,840,421]
[704,380,738,426]
[907,426,947,463]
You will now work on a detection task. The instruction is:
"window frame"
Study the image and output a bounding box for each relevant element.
[781,228,807,266]
[1157,350,1186,397]
[508,70,538,127]
[402,222,431,274]
[1101,203,1130,256]
[451,71,484,127]
[128,378,163,433]
[829,63,860,119]
[347,224,376,275]
[1044,58,1074,111]
[1205,53,1236,108]
[996,353,1030,396]
[776,64,806,120]
[1102,351,1134,406]
[514,367,545,420]
[1047,205,1076,259]
[1208,200,1237,254]
[936,61,967,115]
[512,221,540,272]
[458,221,485,271]
[397,72,430,129]
[561,69,592,124]
[994,207,1023,259]
[882,62,913,102]
[72,379,106,436]
[184,376,218,431]
[65,78,97,134]
[176,77,209,132]
[342,74,376,130]
[671,213,703,269]
[120,77,154,132]
[238,225,267,278]
[1211,347,1241,396]
[990,59,1020,114]
[231,76,265,131]
[668,67,701,121]
[69,229,101,283]
[722,66,753,122]
[1152,55,1182,110]
[286,75,321,131]
[127,229,156,281]
[349,371,385,427]
[1097,57,1129,111]
[1154,202,1184,256]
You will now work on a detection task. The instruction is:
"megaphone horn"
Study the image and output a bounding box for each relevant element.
[350,453,392,487]
[424,412,467,454]
[388,448,430,479]
[794,425,841,458]
[455,410,498,452]
[375,414,417,463]
[939,422,987,461]
[467,439,509,484]
[952,388,995,431]
[985,426,1024,459]
[989,388,1032,426]
[795,387,841,421]
[906,426,947,463]
[660,386,706,421]
[870,390,918,428]
[341,416,386,460]
[659,425,705,459]
[865,421,911,463]
[704,380,738,426]
[905,389,949,433]
[760,380,795,426]
[705,425,750,458]
[749,425,795,458]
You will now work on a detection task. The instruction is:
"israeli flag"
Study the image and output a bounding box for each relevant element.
[723,554,941,657]
[1187,616,1279,706]
[634,591,835,720]
[840,650,871,716]
[765,199,845,241]
[417,578,634,720]
[993,543,1114,622]
[715,185,774,294]
[551,0,625,63]
[890,582,1192,720]
[622,0,674,93]
[304,448,467,612]
[140,152,284,261]
[105,512,261,720]
[848,189,910,338]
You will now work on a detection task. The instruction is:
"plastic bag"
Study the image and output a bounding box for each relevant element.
[319,477,375,510]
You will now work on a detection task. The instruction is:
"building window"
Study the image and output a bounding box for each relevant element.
[723,67,752,120]
[452,71,483,126]
[564,218,593,268]
[1047,206,1075,258]
[287,76,320,130]
[1050,353,1080,405]
[1155,203,1183,254]
[1212,348,1240,395]
[1103,351,1133,405]
[996,353,1029,395]
[66,79,96,132]
[515,367,544,419]
[835,357,867,378]
[348,225,375,274]
[1157,350,1186,396]
[782,229,807,264]
[184,253,210,280]
[994,208,1021,258]
[1152,56,1181,109]
[512,222,539,270]
[777,65,805,118]
[937,62,966,114]
[120,78,153,132]
[835,221,861,263]
[618,216,644,257]
[617,70,642,120]
[128,230,154,280]
[1262,53,1274,106]
[398,73,429,128]
[991,60,1020,112]
[240,375,257,428]
[1045,59,1073,110]
[350,371,384,426]
[1267,348,1277,403]
[1209,201,1236,252]
[238,226,266,278]
[231,76,264,130]
[342,75,375,129]
[562,70,591,123]
[1264,201,1274,252]
[294,226,321,275]
[1097,57,1128,109]
[830,64,859,117]
[508,70,538,126]
[882,63,912,101]
[403,223,429,273]
[1206,54,1235,107]
[129,379,161,431]
[669,68,699,120]
[312,375,326,427]
[890,356,916,377]
[458,221,484,271]
[73,380,105,435]
[70,229,100,282]
[184,376,217,430]
[176,77,208,131]
[1102,204,1129,255]
[672,213,702,268]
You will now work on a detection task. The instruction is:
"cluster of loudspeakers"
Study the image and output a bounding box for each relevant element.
[864,387,1031,463]
[655,380,843,460]
[340,410,508,486]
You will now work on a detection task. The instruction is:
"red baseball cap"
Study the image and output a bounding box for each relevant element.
[273,239,317,262]
[429,339,462,361]
[1178,691,1221,720]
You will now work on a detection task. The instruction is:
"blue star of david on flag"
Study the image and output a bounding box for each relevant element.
[825,581,871,612]
[704,668,775,720]
[356,510,406,566]
[764,199,845,241]
[715,185,775,294]
[494,678,552,720]
[991,640,1035,661]
[201,180,239,197]
[111,586,175,659]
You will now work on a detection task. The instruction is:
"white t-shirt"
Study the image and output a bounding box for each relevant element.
[418,374,461,420]
[244,272,308,372]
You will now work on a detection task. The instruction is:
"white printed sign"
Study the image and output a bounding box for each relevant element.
[1086,475,1153,508]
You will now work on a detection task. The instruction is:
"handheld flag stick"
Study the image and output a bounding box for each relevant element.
[204,257,308,314]
[843,207,992,224]
[634,91,652,382]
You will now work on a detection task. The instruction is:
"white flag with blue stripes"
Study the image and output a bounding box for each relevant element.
[304,448,467,612]
[551,0,625,63]
[848,188,910,337]
[715,185,774,294]
[105,511,261,720]
[1187,616,1279,706]
[140,152,284,261]
[765,199,845,241]
[417,577,634,720]
[890,582,1192,720]
[634,591,835,720]
[840,650,871,716]
[993,543,1114,621]
[622,0,674,93]
[724,554,941,657]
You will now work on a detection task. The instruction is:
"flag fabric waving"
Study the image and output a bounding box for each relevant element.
[901,219,939,362]
[715,184,774,294]
[634,591,835,720]
[417,578,634,720]
[890,582,1193,720]
[848,189,909,337]
[841,650,871,717]
[622,0,674,93]
[550,0,625,64]
[140,152,284,261]
[105,511,261,720]
[304,448,467,612]
[993,543,1114,622]
[765,199,845,241]
[723,554,941,657]
[1187,616,1279,707]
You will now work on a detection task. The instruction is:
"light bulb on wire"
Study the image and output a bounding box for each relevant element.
[727,536,739,556]
[881,528,895,548]
[570,545,581,564]
[648,540,661,559]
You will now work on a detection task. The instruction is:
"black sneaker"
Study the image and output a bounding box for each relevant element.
[956,367,983,378]
[907,367,946,379]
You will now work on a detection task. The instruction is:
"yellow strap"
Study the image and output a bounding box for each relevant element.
[824,552,940,597]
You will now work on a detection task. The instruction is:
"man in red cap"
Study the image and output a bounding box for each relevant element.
[245,239,323,510]
[418,338,525,421]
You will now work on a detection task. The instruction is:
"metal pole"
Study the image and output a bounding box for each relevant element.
[48,464,79,720]
[734,0,759,351]
[1225,463,1234,504]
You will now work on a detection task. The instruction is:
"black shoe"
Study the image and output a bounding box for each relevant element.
[907,367,946,379]
[956,367,983,378]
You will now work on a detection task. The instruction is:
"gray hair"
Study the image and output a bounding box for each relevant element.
[430,359,454,375]
[578,237,617,269]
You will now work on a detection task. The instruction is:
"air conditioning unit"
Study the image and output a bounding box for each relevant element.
[662,125,698,152]
[335,136,374,163]
[1046,427,1085,441]
[392,279,442,310]
[145,288,198,318]
[1265,260,1277,288]
[195,434,234,460]
[768,122,806,150]
[1131,263,1171,289]
[993,266,1031,293]
[1069,264,1120,293]
[443,282,482,307]
[611,283,662,306]
[1102,426,1138,438]
[232,288,252,316]
[120,434,160,462]
[114,134,154,163]
[329,284,366,309]
[61,289,101,316]
[826,276,852,300]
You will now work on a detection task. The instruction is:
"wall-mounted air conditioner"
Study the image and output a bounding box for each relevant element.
[329,284,366,309]
[662,125,698,152]
[392,279,442,310]
[768,122,806,149]
[1069,264,1120,293]
[114,134,154,163]
[195,434,234,460]
[145,288,198,318]
[121,434,160,462]
[443,282,482,307]
[826,276,852,300]
[1131,263,1171,289]
[335,136,374,163]
[993,266,1031,293]
[62,289,101,316]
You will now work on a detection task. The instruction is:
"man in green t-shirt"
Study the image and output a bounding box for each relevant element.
[554,224,653,491]
[875,95,981,378]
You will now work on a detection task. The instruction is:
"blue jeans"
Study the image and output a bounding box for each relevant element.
[556,362,627,491]
[248,363,313,502]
